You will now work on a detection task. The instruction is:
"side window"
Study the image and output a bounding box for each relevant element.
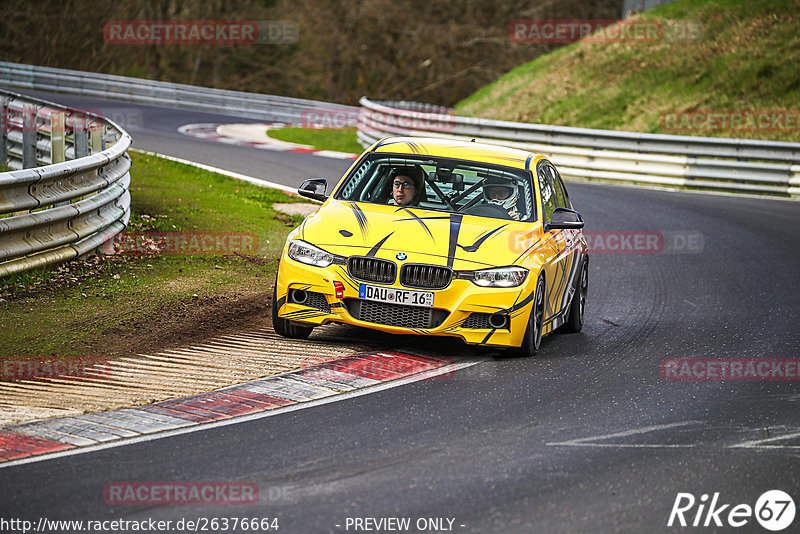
[549,165,571,209]
[537,165,557,223]
[546,165,568,209]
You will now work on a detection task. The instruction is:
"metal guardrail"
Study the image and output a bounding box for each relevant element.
[358,98,800,197]
[0,61,358,123]
[0,89,131,277]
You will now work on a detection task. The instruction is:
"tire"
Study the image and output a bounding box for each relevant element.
[563,258,588,333]
[519,275,546,357]
[272,279,313,339]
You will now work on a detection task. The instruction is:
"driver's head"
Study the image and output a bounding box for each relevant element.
[483,176,517,210]
[391,166,423,206]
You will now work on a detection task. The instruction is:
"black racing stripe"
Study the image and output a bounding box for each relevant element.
[398,215,451,221]
[406,141,421,154]
[395,208,434,239]
[330,302,344,308]
[525,154,533,171]
[282,307,324,316]
[366,233,394,258]
[282,310,316,318]
[448,317,468,330]
[513,239,541,264]
[509,292,535,313]
[458,224,508,253]
[549,257,569,316]
[480,328,497,344]
[286,312,329,320]
[446,213,464,269]
[347,202,369,238]
[336,266,360,290]
[374,138,398,149]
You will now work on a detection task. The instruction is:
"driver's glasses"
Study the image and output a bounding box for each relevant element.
[393,181,414,190]
[485,186,512,199]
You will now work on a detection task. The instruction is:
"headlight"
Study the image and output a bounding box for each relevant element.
[287,240,343,268]
[459,266,528,287]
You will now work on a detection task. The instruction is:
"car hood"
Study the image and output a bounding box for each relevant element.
[297,200,539,269]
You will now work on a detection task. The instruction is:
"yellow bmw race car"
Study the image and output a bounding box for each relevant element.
[273,137,588,356]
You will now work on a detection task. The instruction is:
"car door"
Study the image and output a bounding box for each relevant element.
[536,161,572,328]
[547,163,583,319]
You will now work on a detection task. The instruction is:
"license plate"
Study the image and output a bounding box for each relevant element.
[359,284,434,308]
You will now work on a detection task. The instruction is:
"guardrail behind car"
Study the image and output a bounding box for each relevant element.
[357,98,800,198]
[0,89,131,277]
[0,61,358,123]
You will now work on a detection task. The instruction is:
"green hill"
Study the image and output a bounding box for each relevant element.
[456,0,800,142]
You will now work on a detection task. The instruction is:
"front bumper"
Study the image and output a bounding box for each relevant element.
[275,256,536,348]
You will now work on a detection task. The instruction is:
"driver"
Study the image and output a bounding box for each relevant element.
[389,166,425,207]
[483,175,520,220]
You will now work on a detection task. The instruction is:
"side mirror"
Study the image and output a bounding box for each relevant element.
[545,207,585,231]
[298,178,328,202]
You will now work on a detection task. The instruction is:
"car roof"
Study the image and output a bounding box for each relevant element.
[370,137,545,171]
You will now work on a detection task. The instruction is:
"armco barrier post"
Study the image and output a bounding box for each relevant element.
[22,104,37,168]
[0,96,7,167]
[90,127,102,155]
[50,110,68,207]
[74,116,89,159]
[50,111,65,164]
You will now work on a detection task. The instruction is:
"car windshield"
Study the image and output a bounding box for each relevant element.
[334,153,537,222]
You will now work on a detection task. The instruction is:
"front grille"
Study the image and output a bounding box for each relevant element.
[343,299,448,329]
[400,264,453,289]
[462,312,491,329]
[348,256,396,284]
[304,291,331,313]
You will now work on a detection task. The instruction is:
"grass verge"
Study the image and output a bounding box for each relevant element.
[456,0,800,142]
[0,151,309,359]
[267,126,363,154]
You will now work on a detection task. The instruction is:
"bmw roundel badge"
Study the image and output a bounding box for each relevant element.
[396,252,407,261]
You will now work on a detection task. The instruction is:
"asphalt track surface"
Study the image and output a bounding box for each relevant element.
[2,90,800,533]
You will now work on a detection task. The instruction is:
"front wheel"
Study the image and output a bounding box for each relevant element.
[272,281,313,339]
[519,275,546,357]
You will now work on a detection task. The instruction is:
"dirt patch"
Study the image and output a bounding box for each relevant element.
[0,256,110,303]
[85,288,273,359]
[273,202,319,217]
[1,253,280,361]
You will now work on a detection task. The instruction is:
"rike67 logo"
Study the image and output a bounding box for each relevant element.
[668,490,796,531]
